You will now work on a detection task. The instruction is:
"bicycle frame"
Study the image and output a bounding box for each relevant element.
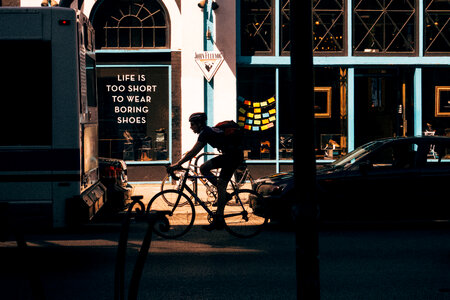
[171,168,246,220]
[192,152,253,188]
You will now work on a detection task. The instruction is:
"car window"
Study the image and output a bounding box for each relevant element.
[422,142,450,169]
[365,142,419,170]
[331,140,384,168]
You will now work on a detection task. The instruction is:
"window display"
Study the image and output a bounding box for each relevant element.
[238,67,348,162]
[422,68,450,136]
[97,66,170,161]
[435,86,450,117]
[237,68,276,160]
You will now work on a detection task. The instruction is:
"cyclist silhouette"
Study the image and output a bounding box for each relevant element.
[169,112,243,231]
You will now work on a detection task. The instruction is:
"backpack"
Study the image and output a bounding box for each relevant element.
[213,120,243,146]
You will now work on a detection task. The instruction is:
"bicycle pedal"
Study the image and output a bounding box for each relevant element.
[202,219,225,231]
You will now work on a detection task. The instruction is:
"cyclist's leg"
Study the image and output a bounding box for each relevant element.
[215,178,228,216]
[211,154,242,217]
[199,155,224,187]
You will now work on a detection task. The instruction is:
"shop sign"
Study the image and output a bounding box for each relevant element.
[194,51,224,82]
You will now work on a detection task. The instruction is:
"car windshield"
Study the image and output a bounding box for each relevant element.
[330,140,386,168]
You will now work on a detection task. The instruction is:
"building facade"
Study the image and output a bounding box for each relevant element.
[13,0,450,181]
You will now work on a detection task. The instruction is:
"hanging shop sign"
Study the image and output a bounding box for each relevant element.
[237,96,276,131]
[194,51,224,82]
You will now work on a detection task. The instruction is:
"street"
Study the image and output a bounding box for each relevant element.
[1,221,450,299]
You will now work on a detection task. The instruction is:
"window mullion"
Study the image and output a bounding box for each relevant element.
[274,0,280,56]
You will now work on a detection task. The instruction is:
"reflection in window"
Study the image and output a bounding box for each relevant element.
[93,0,169,49]
[425,0,450,53]
[353,0,416,54]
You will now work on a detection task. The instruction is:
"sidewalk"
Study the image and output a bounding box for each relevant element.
[129,182,219,212]
[130,183,162,205]
[130,181,253,205]
[129,182,254,226]
[129,183,215,226]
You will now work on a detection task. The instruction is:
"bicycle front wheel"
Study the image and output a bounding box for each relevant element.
[223,189,267,238]
[160,174,197,206]
[146,190,195,239]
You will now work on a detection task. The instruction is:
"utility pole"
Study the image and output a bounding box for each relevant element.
[290,0,320,299]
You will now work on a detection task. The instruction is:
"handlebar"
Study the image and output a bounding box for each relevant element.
[165,165,190,181]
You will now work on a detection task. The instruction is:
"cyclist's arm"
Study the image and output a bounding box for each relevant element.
[172,141,205,167]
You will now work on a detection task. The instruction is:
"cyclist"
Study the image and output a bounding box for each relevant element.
[169,112,243,231]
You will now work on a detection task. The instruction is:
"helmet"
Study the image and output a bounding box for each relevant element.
[189,112,207,123]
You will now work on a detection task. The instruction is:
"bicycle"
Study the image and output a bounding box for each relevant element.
[193,152,255,190]
[160,152,254,206]
[147,165,267,239]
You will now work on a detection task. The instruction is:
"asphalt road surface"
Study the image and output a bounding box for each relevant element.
[1,221,450,299]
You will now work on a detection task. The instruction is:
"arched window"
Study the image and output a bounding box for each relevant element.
[92,0,169,49]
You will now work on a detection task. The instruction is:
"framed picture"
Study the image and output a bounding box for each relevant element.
[435,86,450,117]
[314,87,332,118]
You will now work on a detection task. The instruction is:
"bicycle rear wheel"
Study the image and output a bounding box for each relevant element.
[147,190,195,239]
[223,189,267,238]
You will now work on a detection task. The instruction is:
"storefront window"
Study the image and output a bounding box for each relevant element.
[278,68,294,160]
[240,0,274,56]
[241,0,346,56]
[425,0,450,54]
[280,0,290,55]
[97,66,170,161]
[353,0,416,54]
[92,0,169,50]
[313,67,348,159]
[238,67,348,162]
[422,68,450,136]
[313,0,346,54]
[237,68,276,160]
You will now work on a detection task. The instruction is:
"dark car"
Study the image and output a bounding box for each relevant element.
[251,136,450,223]
[99,157,134,212]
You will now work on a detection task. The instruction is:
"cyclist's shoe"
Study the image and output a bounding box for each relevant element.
[202,217,225,231]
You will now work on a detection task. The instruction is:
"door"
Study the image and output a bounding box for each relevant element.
[354,68,414,147]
